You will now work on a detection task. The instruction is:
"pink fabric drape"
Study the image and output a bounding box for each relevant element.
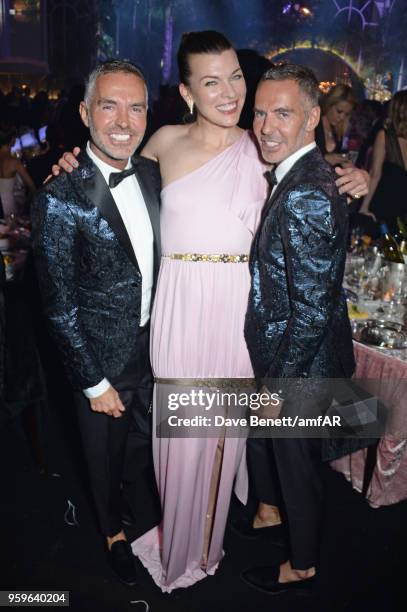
[331,342,407,507]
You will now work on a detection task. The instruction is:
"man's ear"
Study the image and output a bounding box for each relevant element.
[306,105,320,133]
[79,101,89,128]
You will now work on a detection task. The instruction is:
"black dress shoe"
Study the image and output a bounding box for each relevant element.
[241,565,315,595]
[107,540,138,586]
[231,518,287,546]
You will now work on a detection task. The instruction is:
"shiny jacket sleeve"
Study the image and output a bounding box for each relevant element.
[266,185,341,379]
[31,190,105,389]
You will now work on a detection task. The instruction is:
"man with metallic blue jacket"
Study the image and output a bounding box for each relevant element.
[31,60,161,586]
[242,64,356,594]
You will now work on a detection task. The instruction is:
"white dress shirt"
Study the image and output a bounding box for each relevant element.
[272,141,316,195]
[83,143,154,398]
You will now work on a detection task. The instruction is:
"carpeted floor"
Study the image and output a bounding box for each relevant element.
[0,396,405,612]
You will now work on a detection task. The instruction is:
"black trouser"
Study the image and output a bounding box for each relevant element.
[247,437,281,506]
[248,436,324,569]
[247,394,331,570]
[75,324,155,537]
[270,435,323,569]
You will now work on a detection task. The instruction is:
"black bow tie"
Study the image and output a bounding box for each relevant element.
[264,169,277,188]
[109,165,137,188]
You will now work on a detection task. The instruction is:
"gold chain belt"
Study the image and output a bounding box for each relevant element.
[165,253,249,263]
[155,377,256,389]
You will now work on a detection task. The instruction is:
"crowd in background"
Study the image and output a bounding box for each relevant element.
[0,73,406,235]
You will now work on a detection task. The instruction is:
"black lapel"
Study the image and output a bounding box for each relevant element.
[72,152,140,272]
[260,171,290,223]
[260,148,318,222]
[133,158,162,262]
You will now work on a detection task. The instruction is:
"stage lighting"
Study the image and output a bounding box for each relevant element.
[281,3,313,19]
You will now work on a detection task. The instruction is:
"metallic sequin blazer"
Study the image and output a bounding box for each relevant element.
[245,147,355,386]
[31,151,161,390]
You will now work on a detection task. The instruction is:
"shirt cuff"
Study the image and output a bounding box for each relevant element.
[83,378,110,399]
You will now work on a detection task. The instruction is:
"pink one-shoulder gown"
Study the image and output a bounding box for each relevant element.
[132,131,267,592]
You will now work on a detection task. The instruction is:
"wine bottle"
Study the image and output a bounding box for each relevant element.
[396,216,407,238]
[394,217,405,244]
[396,217,407,263]
[379,223,405,263]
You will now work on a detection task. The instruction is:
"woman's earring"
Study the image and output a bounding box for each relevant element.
[188,99,194,115]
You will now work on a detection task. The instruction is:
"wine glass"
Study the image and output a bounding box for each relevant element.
[360,247,383,298]
[380,263,406,323]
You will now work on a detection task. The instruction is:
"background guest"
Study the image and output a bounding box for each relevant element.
[359,90,407,233]
[0,122,35,218]
[354,100,386,170]
[316,84,357,167]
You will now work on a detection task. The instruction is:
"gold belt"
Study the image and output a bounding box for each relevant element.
[165,253,249,263]
[155,377,256,389]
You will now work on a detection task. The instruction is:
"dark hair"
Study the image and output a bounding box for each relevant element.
[84,59,146,105]
[0,122,17,147]
[177,30,233,84]
[260,63,320,108]
[388,90,407,138]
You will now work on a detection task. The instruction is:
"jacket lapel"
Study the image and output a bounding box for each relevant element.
[133,160,161,265]
[260,148,319,222]
[260,171,290,223]
[72,152,140,272]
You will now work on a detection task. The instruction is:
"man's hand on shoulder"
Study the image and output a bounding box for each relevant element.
[334,166,369,198]
[90,385,125,418]
[48,146,81,180]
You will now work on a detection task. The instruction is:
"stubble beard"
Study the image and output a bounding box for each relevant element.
[88,117,139,163]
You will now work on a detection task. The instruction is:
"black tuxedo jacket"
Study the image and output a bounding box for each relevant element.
[31,151,161,390]
[245,146,355,388]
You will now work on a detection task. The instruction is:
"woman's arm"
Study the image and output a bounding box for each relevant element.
[14,160,35,193]
[359,129,386,218]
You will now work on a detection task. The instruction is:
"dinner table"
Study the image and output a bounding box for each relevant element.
[330,251,407,508]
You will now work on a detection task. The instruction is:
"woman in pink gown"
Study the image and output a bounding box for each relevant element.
[133,131,267,591]
[131,32,268,591]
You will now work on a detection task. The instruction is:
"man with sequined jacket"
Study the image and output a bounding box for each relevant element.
[242,64,356,594]
[31,60,161,586]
